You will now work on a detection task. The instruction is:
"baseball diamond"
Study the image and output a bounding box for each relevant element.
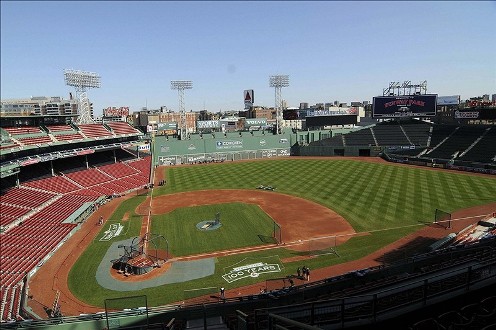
[22,156,496,319]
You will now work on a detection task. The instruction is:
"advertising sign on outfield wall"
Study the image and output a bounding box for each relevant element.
[197,120,220,129]
[373,94,437,118]
[215,140,243,150]
[454,109,496,120]
[245,118,267,126]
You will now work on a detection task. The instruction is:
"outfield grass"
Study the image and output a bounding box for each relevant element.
[68,158,496,307]
[158,159,495,232]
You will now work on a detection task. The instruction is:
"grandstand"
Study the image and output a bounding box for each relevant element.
[1,114,495,328]
[0,155,151,323]
[0,119,149,324]
[304,119,495,171]
[0,122,143,155]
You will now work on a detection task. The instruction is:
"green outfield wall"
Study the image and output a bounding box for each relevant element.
[153,132,291,165]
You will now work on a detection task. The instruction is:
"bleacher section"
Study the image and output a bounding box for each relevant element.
[0,140,20,152]
[16,135,53,147]
[52,132,85,142]
[311,121,433,148]
[45,125,73,133]
[459,126,496,163]
[1,123,142,154]
[372,123,495,166]
[343,127,376,146]
[400,122,431,146]
[426,126,488,160]
[427,125,457,149]
[0,204,32,227]
[0,156,151,323]
[1,126,52,148]
[43,124,87,143]
[98,162,140,178]
[106,121,141,135]
[372,125,410,145]
[64,168,113,187]
[2,127,41,135]
[310,134,344,146]
[22,176,81,193]
[76,124,113,139]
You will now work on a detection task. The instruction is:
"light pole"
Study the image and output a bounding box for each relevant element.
[269,75,289,134]
[64,69,101,124]
[171,80,193,140]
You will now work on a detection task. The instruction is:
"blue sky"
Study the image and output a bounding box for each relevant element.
[1,1,495,116]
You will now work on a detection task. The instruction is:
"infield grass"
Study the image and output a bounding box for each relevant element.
[69,158,496,307]
[151,203,276,256]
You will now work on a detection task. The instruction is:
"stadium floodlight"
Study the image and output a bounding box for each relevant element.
[269,75,289,135]
[171,80,193,140]
[64,69,101,124]
[383,80,427,96]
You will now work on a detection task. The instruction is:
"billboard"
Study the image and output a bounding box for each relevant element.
[283,109,299,120]
[306,115,357,127]
[157,122,178,135]
[244,118,267,127]
[437,95,460,106]
[373,95,437,118]
[454,109,496,120]
[244,90,254,109]
[104,106,129,117]
[306,107,359,117]
[157,122,177,129]
[197,120,220,129]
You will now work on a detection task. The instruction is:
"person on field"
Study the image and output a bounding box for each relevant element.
[302,266,307,280]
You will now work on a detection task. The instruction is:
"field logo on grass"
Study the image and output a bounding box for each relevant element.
[100,223,124,241]
[222,262,281,283]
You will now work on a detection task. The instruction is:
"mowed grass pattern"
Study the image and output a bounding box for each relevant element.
[68,158,495,307]
[159,159,496,233]
[151,203,276,256]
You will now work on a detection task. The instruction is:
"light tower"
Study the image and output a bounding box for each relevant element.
[63,69,101,124]
[383,80,427,96]
[269,75,289,134]
[171,80,193,139]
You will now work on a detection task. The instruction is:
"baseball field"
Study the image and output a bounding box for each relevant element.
[45,158,496,311]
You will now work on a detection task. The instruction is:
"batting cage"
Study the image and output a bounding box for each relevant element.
[434,209,452,229]
[112,233,169,276]
[104,295,148,329]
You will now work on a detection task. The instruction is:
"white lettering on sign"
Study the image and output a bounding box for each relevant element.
[222,262,281,283]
